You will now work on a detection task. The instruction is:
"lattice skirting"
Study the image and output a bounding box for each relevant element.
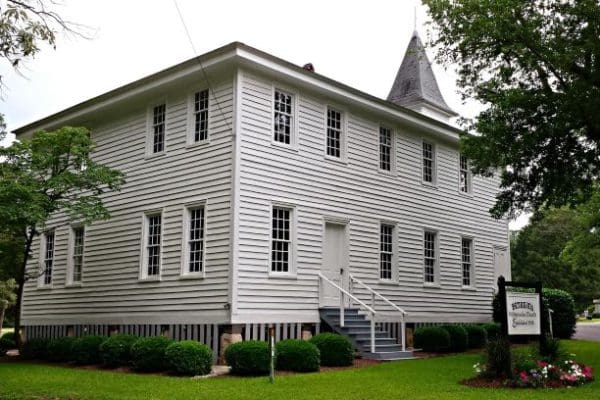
[242,323,320,341]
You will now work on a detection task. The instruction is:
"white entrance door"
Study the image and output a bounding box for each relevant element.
[493,246,510,285]
[321,222,347,307]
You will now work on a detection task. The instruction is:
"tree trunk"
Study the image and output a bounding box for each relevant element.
[0,301,5,334]
[14,230,34,348]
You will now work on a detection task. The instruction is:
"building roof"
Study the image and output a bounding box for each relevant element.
[387,32,458,117]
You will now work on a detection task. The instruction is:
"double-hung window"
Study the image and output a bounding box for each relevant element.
[271,206,292,273]
[461,238,473,286]
[459,154,471,193]
[152,104,166,153]
[326,107,342,158]
[42,231,55,286]
[144,214,162,278]
[380,224,394,280]
[273,90,293,144]
[422,141,435,183]
[193,90,209,142]
[70,227,84,283]
[185,206,205,275]
[423,231,437,284]
[379,127,392,171]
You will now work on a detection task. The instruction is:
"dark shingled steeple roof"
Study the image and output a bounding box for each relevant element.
[387,31,457,117]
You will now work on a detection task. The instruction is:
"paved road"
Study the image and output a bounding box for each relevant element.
[574,322,600,341]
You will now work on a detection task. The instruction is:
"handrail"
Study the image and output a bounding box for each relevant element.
[349,274,407,316]
[318,273,376,315]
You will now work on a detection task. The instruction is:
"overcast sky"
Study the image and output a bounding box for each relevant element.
[0,0,529,229]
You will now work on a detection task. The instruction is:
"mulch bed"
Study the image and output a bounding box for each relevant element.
[461,376,568,389]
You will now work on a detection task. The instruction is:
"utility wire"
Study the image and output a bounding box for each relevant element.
[172,0,232,132]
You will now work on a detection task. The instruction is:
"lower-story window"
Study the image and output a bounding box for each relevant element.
[424,231,437,283]
[380,224,393,280]
[461,238,473,286]
[271,206,291,273]
[42,231,55,286]
[144,213,162,278]
[186,206,205,274]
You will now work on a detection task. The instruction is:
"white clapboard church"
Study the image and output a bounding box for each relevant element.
[16,33,511,361]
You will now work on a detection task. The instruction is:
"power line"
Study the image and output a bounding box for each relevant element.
[172,0,232,132]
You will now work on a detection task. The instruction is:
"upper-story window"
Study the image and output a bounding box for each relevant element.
[423,230,437,284]
[70,227,84,283]
[185,206,205,274]
[379,127,392,171]
[326,107,342,158]
[271,206,292,273]
[422,141,435,183]
[144,214,162,278]
[459,154,471,193]
[152,104,166,153]
[42,231,55,286]
[380,224,394,280]
[461,238,473,286]
[274,90,293,144]
[193,89,209,142]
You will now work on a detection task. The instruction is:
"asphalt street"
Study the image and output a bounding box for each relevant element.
[573,322,600,341]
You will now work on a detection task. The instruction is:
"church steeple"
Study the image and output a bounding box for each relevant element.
[387,31,458,121]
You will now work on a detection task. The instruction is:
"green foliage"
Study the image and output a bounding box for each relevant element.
[309,333,353,366]
[165,340,212,376]
[440,325,469,352]
[20,338,49,360]
[224,340,270,376]
[0,332,16,356]
[130,336,172,372]
[484,336,512,379]
[414,327,451,353]
[462,325,487,349]
[539,335,564,363]
[100,334,137,367]
[424,0,600,218]
[71,335,107,365]
[47,337,76,362]
[480,323,501,341]
[275,339,320,372]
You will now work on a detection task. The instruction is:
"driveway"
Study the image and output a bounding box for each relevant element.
[573,322,600,341]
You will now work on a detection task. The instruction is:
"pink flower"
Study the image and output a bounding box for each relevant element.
[583,366,593,380]
[519,371,529,382]
[537,361,548,368]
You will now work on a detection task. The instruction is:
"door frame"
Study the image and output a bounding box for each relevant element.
[321,216,350,297]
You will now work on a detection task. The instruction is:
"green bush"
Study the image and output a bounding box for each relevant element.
[100,334,138,367]
[463,325,487,349]
[484,336,512,378]
[165,340,212,376]
[71,335,107,365]
[414,327,450,352]
[131,336,173,372]
[539,335,564,362]
[275,339,319,372]
[20,338,49,360]
[481,323,501,340]
[0,332,16,356]
[224,340,270,376]
[47,337,76,362]
[593,312,600,319]
[309,333,353,366]
[440,325,468,352]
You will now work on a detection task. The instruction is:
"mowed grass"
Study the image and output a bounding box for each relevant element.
[0,340,598,400]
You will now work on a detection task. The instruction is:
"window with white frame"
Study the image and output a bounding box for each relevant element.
[326,107,342,158]
[42,231,55,286]
[152,104,166,153]
[461,238,473,286]
[71,227,84,283]
[193,89,209,142]
[186,206,205,274]
[380,224,394,280]
[273,90,293,144]
[422,141,435,183]
[379,127,392,171]
[423,231,437,283]
[460,154,471,193]
[271,206,291,273]
[145,214,162,277]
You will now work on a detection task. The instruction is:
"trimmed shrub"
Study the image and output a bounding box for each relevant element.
[100,334,138,367]
[463,325,487,349]
[20,338,49,360]
[481,323,501,340]
[275,339,320,372]
[0,332,16,356]
[309,333,353,366]
[131,336,173,372]
[71,335,107,365]
[593,313,600,319]
[165,340,212,376]
[414,327,450,353]
[440,325,468,352]
[224,340,270,376]
[47,337,76,362]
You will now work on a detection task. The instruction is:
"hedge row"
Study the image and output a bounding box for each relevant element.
[20,335,212,376]
[0,332,16,356]
[414,324,493,353]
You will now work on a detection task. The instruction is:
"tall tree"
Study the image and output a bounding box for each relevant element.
[0,127,125,346]
[424,0,600,218]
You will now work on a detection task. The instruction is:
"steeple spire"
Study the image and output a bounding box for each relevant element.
[387,31,458,121]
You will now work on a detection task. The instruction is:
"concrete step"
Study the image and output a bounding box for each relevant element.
[362,350,415,361]
[354,337,398,345]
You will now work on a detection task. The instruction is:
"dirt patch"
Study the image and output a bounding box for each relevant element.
[461,376,571,389]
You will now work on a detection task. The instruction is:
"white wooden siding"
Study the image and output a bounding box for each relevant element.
[234,71,509,324]
[21,77,235,326]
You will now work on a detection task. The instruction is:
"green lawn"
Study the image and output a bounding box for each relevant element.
[578,318,600,323]
[0,340,598,400]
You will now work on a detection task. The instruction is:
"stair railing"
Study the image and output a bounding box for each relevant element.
[349,274,408,351]
[318,272,377,353]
